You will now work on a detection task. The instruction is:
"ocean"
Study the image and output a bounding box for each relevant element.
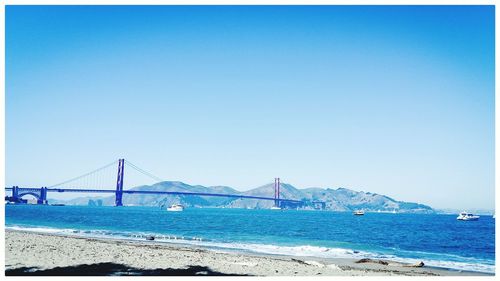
[5,205,495,274]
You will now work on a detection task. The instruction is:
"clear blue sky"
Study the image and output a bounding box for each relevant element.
[6,6,494,210]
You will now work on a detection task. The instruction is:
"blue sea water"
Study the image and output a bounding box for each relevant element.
[5,205,495,273]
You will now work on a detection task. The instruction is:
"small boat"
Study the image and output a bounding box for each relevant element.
[353,210,364,215]
[270,206,281,210]
[166,204,184,212]
[457,211,479,221]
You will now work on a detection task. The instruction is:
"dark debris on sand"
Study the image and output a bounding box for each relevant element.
[5,262,250,276]
[355,258,389,265]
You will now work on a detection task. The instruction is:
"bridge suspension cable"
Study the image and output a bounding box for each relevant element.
[124,160,165,183]
[48,160,118,188]
[7,158,305,207]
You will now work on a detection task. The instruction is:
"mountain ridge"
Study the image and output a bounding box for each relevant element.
[53,181,434,213]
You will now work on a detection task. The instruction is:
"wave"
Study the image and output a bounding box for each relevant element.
[6,224,495,274]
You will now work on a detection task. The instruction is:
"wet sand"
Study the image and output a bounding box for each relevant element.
[4,230,491,276]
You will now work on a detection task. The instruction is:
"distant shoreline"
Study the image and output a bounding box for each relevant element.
[5,229,492,276]
[9,203,496,216]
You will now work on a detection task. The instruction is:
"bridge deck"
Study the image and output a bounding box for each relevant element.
[5,187,302,203]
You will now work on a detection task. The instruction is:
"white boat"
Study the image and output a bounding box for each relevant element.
[457,211,479,221]
[270,206,281,210]
[166,204,184,212]
[353,210,364,215]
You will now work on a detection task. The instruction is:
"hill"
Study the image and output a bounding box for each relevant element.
[55,181,434,213]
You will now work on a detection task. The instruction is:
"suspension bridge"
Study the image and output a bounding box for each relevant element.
[5,159,307,208]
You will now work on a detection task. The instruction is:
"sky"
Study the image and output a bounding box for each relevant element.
[6,5,495,210]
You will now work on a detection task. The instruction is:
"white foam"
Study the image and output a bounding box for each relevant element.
[157,241,495,273]
[391,257,495,274]
[6,225,494,274]
[6,225,78,234]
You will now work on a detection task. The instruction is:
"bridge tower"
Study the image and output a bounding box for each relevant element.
[115,159,125,206]
[274,178,280,207]
[11,186,19,202]
[38,187,48,205]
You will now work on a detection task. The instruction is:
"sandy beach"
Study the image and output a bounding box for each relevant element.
[4,229,491,276]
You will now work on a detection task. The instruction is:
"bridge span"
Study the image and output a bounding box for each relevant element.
[5,159,307,208]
